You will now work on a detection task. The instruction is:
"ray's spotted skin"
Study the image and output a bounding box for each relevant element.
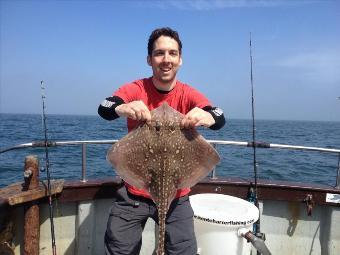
[107,102,220,255]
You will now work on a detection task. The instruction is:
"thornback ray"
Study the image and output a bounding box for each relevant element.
[106,102,220,255]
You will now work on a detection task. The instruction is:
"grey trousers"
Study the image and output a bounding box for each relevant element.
[104,186,197,255]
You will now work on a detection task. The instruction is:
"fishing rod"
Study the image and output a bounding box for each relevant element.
[249,34,271,255]
[249,33,258,203]
[40,81,57,255]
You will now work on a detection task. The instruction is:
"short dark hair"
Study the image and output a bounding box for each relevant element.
[147,27,182,56]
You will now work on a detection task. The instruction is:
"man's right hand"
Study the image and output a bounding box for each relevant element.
[115,100,151,123]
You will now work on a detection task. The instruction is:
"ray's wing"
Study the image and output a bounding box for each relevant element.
[107,126,153,190]
[172,129,220,189]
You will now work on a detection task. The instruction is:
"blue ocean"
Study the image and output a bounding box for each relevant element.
[1,113,340,188]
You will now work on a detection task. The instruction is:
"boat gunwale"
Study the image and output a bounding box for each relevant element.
[1,178,340,208]
[55,177,340,207]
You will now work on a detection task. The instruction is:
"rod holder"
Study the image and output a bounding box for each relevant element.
[23,155,40,255]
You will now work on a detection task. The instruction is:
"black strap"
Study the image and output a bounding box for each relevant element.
[203,106,226,130]
[98,96,125,120]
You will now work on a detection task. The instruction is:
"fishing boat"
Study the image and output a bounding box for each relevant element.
[0,139,339,255]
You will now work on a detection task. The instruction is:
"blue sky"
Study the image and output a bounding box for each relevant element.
[1,0,339,121]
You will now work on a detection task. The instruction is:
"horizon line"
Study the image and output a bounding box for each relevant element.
[1,111,339,123]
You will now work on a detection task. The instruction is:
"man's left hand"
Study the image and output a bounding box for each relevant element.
[181,107,215,129]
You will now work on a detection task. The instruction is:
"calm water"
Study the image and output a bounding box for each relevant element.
[1,113,340,188]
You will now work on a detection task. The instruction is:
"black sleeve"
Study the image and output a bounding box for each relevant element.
[98,96,125,120]
[202,106,226,130]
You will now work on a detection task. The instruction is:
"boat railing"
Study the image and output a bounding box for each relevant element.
[1,139,340,188]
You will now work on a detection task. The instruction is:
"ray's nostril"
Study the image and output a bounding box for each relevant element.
[156,121,161,132]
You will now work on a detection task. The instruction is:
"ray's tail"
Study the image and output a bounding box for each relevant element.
[156,207,167,255]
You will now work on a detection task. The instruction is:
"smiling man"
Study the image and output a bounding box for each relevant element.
[147,34,182,91]
[98,27,225,255]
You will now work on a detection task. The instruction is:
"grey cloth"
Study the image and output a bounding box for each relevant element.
[104,186,197,255]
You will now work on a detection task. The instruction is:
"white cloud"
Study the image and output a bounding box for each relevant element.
[138,0,319,11]
[276,51,340,84]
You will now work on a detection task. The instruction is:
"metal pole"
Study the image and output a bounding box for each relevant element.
[1,140,340,154]
[336,153,340,189]
[210,144,217,179]
[81,143,87,182]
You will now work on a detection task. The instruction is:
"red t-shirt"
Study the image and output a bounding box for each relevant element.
[113,77,211,199]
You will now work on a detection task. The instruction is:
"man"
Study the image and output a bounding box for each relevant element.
[98,27,225,255]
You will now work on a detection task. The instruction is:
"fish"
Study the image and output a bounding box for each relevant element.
[107,102,220,255]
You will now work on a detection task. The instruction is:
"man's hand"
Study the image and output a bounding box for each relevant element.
[115,100,151,123]
[181,107,215,129]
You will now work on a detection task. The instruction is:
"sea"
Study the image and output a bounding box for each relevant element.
[1,113,340,188]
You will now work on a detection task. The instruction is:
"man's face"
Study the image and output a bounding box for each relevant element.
[147,35,182,89]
